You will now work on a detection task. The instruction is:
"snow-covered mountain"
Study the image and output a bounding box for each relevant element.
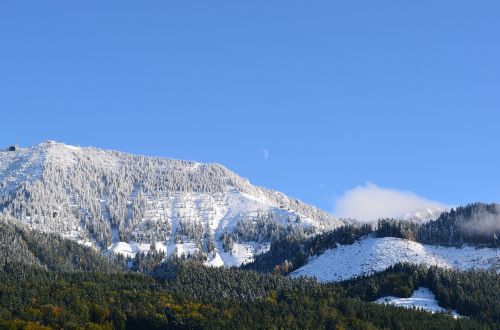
[0,141,342,266]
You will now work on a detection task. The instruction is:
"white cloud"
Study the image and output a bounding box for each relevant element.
[262,149,269,160]
[333,183,448,222]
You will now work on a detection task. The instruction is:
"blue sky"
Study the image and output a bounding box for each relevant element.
[1,1,499,213]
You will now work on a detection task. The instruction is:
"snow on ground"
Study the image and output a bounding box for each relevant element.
[110,241,153,259]
[174,241,199,258]
[110,239,197,260]
[290,236,499,282]
[156,241,167,253]
[215,241,271,267]
[63,231,80,240]
[375,287,461,318]
[205,251,225,267]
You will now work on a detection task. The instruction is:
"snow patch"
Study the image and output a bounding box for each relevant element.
[174,241,199,258]
[110,241,152,259]
[375,287,461,318]
[215,241,271,267]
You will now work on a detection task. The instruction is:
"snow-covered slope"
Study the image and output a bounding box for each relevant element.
[0,141,342,266]
[374,287,460,318]
[290,236,499,282]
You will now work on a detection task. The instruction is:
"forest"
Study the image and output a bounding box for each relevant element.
[377,203,499,247]
[0,259,498,329]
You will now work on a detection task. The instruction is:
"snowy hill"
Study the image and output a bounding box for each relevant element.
[290,236,499,282]
[0,141,342,266]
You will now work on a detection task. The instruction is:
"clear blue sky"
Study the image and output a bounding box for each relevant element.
[1,1,499,211]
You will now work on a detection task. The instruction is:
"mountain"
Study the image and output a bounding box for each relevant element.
[0,141,342,267]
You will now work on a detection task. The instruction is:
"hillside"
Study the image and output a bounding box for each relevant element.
[289,236,499,282]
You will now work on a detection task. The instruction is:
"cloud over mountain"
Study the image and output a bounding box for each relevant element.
[334,183,447,222]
